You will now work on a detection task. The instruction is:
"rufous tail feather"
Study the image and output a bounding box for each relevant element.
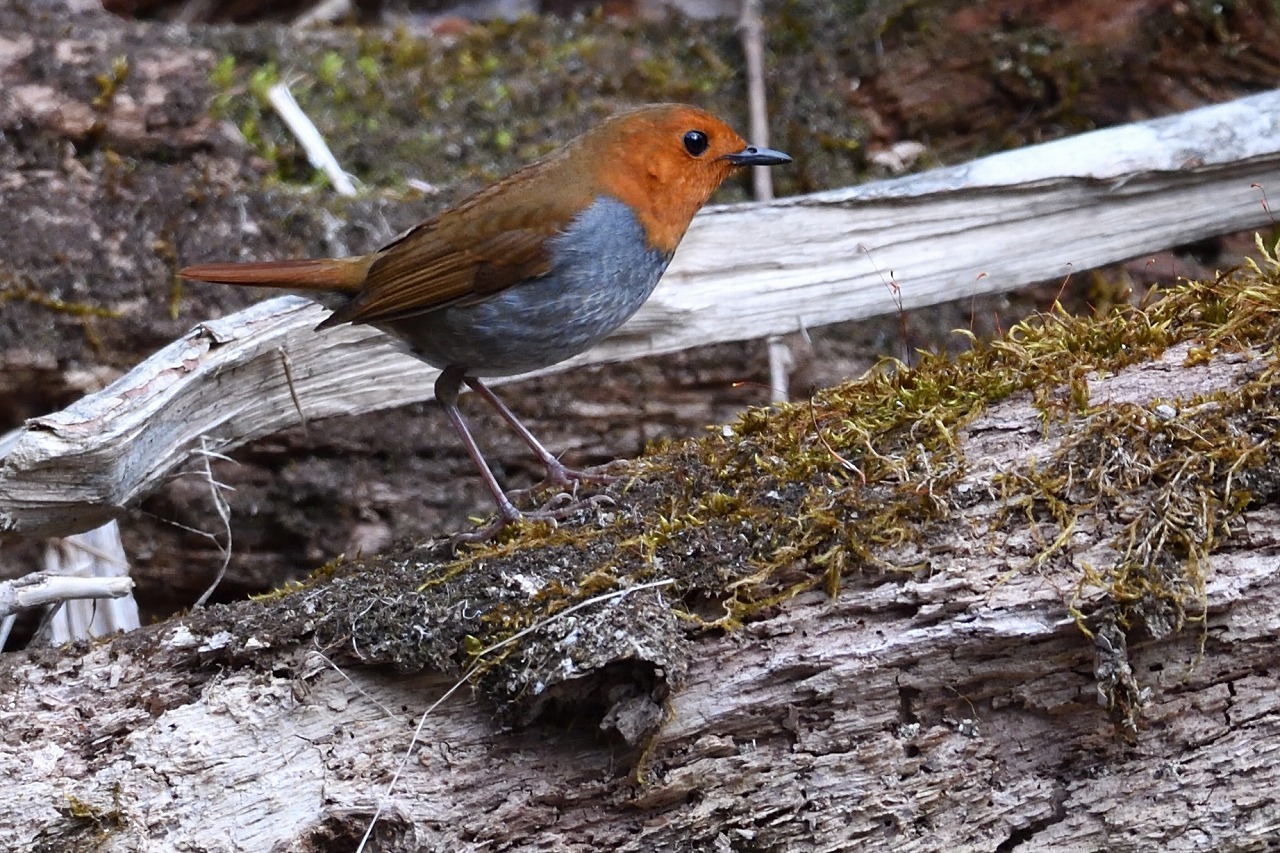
[179,257,373,293]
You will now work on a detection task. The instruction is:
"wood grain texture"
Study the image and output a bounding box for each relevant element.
[3,337,1279,851]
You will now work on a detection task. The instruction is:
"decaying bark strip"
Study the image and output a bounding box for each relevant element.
[4,90,1280,541]
[4,268,1280,851]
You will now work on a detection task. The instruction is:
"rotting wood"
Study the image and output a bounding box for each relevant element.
[5,267,1280,849]
[1,417,1276,852]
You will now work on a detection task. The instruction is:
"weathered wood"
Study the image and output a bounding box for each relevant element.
[4,90,1280,541]
[0,570,133,619]
[3,328,1279,851]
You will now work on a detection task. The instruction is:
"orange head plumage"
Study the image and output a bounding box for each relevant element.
[577,104,786,253]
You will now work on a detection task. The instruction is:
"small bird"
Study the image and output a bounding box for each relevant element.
[182,103,790,540]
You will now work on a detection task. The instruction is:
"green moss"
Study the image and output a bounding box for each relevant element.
[202,15,776,196]
[188,0,1280,207]
[92,55,131,113]
[0,287,122,321]
[0,276,123,355]
[50,791,125,844]
[193,234,1280,740]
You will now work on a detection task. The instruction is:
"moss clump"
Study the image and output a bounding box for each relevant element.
[254,237,1280,733]
[653,245,1280,638]
[92,55,131,113]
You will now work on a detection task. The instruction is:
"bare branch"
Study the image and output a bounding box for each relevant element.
[0,571,134,619]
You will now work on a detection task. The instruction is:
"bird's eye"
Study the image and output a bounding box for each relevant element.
[683,130,710,157]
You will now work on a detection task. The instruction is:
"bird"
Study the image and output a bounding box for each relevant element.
[181,103,791,541]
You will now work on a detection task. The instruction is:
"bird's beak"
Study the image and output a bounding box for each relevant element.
[721,145,792,167]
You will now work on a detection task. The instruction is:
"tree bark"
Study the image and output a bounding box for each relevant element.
[5,314,1280,850]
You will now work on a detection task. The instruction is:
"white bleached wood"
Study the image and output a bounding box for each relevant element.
[3,90,1280,539]
[0,571,134,619]
[267,82,357,197]
[41,520,140,644]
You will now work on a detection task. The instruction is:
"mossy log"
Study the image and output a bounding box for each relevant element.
[6,0,1280,613]
[5,266,1280,850]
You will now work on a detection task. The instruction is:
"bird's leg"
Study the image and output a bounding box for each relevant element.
[464,376,619,496]
[436,367,524,532]
[437,368,609,544]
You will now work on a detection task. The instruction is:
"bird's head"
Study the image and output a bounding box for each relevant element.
[585,104,791,255]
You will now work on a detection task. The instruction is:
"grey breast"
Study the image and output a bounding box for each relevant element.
[385,195,672,377]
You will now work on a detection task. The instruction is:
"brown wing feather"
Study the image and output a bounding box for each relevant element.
[323,145,596,328]
[320,227,555,327]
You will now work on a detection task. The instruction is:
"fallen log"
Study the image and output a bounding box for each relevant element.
[4,264,1280,850]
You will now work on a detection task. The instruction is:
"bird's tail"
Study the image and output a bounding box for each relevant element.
[179,257,373,293]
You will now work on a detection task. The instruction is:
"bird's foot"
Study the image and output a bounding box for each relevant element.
[449,493,615,549]
[508,460,622,504]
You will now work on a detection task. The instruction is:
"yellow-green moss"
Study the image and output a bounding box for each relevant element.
[50,791,125,846]
[92,55,130,113]
[271,237,1280,732]
[0,276,123,354]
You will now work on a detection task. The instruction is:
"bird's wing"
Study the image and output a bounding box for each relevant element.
[320,225,554,328]
[320,148,593,329]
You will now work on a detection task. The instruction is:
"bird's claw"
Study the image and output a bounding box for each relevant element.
[448,492,616,550]
[534,491,615,515]
[536,491,576,511]
[448,517,512,549]
[508,463,620,503]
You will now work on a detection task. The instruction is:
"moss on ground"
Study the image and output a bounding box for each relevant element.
[223,236,1280,736]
